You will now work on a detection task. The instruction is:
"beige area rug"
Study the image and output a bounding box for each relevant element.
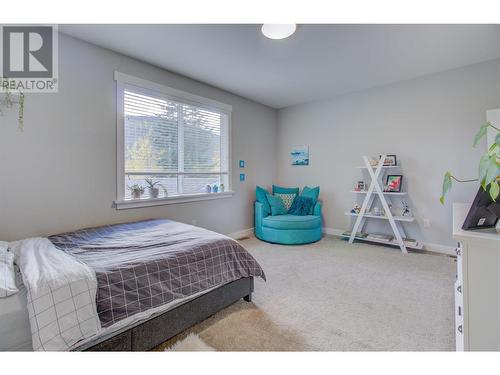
[155,236,456,351]
[165,333,215,351]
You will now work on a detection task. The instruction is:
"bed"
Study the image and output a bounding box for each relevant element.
[0,219,265,351]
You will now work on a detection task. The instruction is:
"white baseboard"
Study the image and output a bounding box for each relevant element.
[419,242,456,256]
[323,227,345,236]
[228,226,455,255]
[228,228,255,240]
[323,227,455,256]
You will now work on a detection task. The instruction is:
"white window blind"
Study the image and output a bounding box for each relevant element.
[122,85,230,200]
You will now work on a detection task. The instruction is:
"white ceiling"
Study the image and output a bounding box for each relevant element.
[60,24,500,109]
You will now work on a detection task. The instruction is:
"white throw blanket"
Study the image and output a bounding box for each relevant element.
[10,238,101,351]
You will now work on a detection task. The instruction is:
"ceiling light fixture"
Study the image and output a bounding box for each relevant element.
[261,24,297,40]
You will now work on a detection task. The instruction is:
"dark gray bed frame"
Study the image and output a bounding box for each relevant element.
[77,277,254,351]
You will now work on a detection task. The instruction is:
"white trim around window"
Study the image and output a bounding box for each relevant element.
[114,71,233,209]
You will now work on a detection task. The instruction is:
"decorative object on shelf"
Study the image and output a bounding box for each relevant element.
[401,200,411,217]
[342,231,367,239]
[384,175,403,192]
[344,155,422,253]
[366,233,393,242]
[212,184,219,193]
[205,184,212,193]
[380,154,397,166]
[350,204,361,214]
[440,120,499,204]
[127,184,145,200]
[370,157,379,167]
[219,183,225,192]
[355,181,366,191]
[239,173,245,182]
[239,160,245,168]
[0,83,25,131]
[395,237,418,247]
[291,145,309,166]
[145,178,167,198]
[382,203,393,217]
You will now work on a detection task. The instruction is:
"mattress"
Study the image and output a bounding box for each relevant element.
[0,270,32,351]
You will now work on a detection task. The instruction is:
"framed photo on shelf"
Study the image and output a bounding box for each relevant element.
[379,154,397,166]
[384,175,403,192]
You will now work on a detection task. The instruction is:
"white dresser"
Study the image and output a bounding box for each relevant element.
[453,203,500,351]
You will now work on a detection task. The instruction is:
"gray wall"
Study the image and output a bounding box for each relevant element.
[1,33,498,248]
[276,59,500,247]
[0,34,277,241]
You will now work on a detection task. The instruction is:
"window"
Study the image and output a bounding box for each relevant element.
[114,72,232,209]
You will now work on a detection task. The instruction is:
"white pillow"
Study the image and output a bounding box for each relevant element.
[0,241,18,298]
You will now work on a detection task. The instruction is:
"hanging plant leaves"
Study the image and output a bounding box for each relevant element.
[1,78,25,130]
[18,92,24,131]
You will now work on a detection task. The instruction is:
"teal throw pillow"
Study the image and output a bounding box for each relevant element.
[256,186,271,215]
[301,186,320,214]
[266,194,288,216]
[288,196,314,216]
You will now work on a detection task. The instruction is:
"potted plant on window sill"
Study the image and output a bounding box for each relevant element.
[145,178,168,199]
[128,184,145,200]
[440,122,500,204]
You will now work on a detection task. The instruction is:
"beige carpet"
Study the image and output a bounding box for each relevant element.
[155,236,456,351]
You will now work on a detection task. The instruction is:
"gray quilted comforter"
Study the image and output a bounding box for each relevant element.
[49,219,265,327]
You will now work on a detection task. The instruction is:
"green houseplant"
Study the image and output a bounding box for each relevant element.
[145,178,168,199]
[440,122,500,204]
[127,184,145,200]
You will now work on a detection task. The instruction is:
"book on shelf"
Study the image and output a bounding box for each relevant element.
[366,233,394,242]
[342,231,368,238]
[391,237,418,246]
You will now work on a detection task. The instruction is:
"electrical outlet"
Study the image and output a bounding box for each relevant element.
[423,219,431,228]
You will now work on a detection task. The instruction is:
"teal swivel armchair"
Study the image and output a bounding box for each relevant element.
[254,200,322,245]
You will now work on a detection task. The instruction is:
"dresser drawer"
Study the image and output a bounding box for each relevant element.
[454,243,464,351]
[455,280,463,318]
[455,243,463,284]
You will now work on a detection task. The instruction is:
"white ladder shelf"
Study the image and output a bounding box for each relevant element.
[346,155,418,253]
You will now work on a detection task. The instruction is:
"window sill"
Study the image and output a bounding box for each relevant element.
[114,191,235,210]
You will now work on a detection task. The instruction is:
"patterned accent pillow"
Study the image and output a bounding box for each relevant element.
[275,193,296,211]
